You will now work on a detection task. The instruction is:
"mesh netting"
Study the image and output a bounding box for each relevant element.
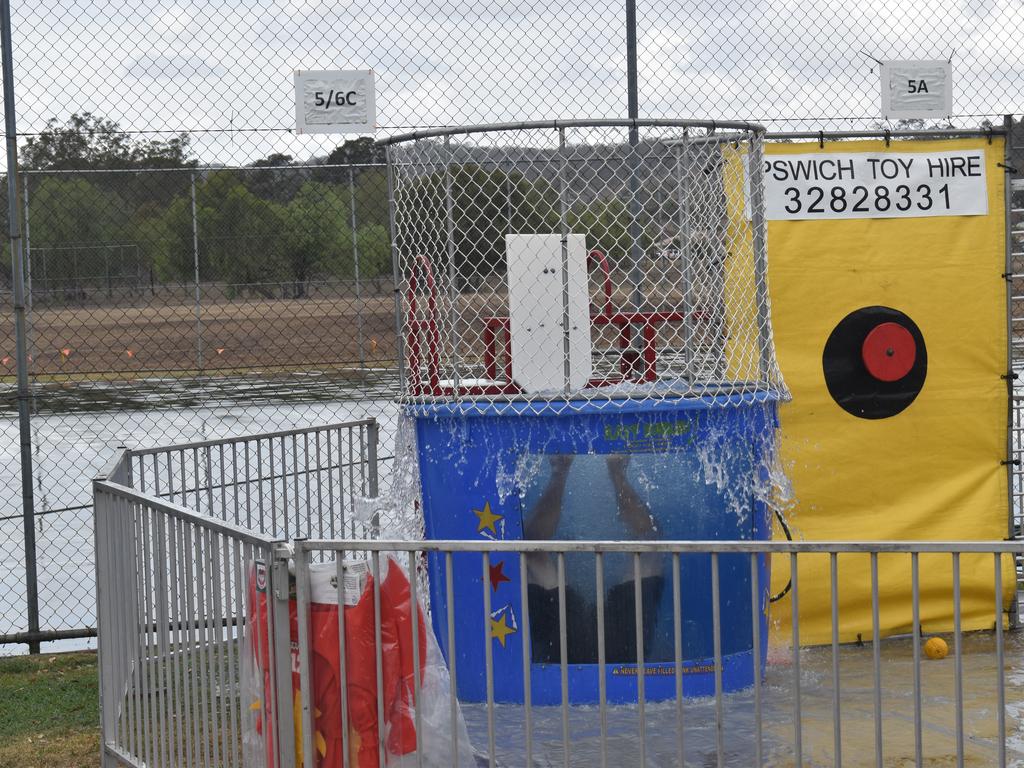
[384,120,788,411]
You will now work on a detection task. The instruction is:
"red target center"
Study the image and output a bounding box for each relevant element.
[861,322,916,382]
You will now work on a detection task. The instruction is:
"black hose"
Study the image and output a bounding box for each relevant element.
[769,508,794,603]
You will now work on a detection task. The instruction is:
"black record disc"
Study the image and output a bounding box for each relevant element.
[822,306,927,419]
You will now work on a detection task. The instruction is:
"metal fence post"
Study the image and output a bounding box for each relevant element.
[1,0,40,654]
[366,420,380,538]
[624,0,644,318]
[1004,115,1016,544]
[557,126,572,394]
[92,482,114,767]
[190,171,204,379]
[269,542,296,767]
[348,165,366,372]
[366,419,379,499]
[749,132,774,381]
[385,148,407,391]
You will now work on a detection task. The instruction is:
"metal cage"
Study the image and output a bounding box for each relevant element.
[382,119,788,409]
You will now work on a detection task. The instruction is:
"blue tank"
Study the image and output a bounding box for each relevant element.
[413,392,778,704]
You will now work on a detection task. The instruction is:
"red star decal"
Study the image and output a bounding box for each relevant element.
[489,560,511,592]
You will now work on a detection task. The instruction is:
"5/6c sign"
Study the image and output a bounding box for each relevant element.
[313,90,357,107]
[295,70,375,135]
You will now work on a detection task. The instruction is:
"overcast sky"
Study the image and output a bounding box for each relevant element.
[6,0,1023,164]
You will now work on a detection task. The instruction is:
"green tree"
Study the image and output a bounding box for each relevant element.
[28,176,129,295]
[160,172,286,294]
[352,168,389,228]
[354,223,392,291]
[246,153,305,203]
[400,164,558,286]
[21,113,194,171]
[280,182,352,296]
[325,137,386,166]
[569,196,651,270]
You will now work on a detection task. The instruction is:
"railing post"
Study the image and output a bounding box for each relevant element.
[366,421,379,538]
[268,542,296,767]
[366,420,379,498]
[93,482,116,767]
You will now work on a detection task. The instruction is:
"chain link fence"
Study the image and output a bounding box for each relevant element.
[1,163,402,648]
[2,0,1023,649]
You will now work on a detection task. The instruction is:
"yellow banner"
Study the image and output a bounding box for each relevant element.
[764,137,1012,643]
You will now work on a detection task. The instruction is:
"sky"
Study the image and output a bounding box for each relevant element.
[5,0,1024,165]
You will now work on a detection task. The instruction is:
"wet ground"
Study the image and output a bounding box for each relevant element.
[461,629,1024,766]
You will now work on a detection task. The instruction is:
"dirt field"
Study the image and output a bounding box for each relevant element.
[0,295,400,380]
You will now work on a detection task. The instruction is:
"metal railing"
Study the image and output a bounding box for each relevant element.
[93,423,1023,768]
[93,419,379,767]
[125,419,379,542]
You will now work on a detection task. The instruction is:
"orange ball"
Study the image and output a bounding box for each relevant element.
[924,637,948,660]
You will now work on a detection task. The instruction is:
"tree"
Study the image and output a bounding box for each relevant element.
[250,153,294,168]
[280,182,352,296]
[325,137,386,166]
[353,224,392,291]
[21,112,194,171]
[160,171,286,294]
[28,176,130,295]
[316,137,387,185]
[246,153,306,202]
[395,164,566,286]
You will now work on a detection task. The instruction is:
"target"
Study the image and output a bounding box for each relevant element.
[822,306,927,419]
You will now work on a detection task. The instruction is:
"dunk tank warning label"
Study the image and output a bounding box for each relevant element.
[757,150,987,221]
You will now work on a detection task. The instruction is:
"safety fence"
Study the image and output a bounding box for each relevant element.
[125,419,379,543]
[93,424,1023,768]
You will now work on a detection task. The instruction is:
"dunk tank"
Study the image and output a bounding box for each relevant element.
[382,120,789,704]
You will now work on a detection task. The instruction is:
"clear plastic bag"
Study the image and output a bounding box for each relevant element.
[241,556,475,767]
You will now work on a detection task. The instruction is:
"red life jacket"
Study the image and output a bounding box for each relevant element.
[247,557,427,767]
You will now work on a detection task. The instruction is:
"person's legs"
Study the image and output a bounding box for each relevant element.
[602,575,665,663]
[526,584,596,664]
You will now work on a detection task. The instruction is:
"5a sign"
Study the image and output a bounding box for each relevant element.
[880,60,952,120]
[294,70,375,135]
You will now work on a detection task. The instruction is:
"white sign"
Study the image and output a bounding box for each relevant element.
[880,60,952,119]
[294,70,375,134]
[758,150,987,221]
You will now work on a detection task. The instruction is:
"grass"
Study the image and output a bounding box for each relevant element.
[0,652,99,768]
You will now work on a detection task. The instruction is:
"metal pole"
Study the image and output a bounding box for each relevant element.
[1003,115,1016,546]
[557,127,572,394]
[624,0,644,318]
[21,170,28,310]
[625,0,638,125]
[674,135,694,377]
[443,136,461,394]
[190,172,204,376]
[748,133,774,381]
[385,148,407,392]
[348,166,366,372]
[1,0,40,654]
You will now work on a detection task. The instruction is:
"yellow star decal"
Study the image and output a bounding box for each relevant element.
[489,613,517,647]
[473,500,502,534]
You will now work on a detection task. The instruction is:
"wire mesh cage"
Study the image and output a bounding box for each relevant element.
[383,119,788,410]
